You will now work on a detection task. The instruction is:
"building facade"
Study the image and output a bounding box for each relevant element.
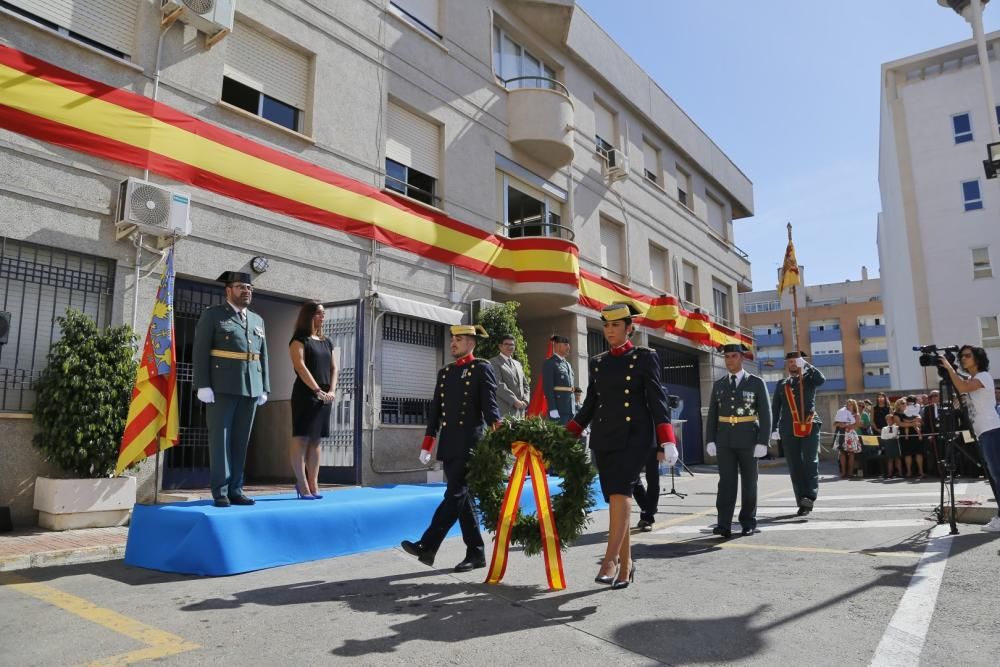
[879,31,1000,389]
[0,0,753,526]
[740,268,887,396]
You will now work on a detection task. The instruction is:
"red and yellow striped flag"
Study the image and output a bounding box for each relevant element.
[777,239,801,295]
[116,247,180,474]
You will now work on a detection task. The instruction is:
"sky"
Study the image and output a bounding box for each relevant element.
[577,0,1000,288]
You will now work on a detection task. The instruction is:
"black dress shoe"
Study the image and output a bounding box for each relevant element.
[401,540,436,566]
[796,506,811,516]
[228,494,256,506]
[712,525,732,539]
[454,555,487,573]
[741,527,759,536]
[637,519,653,532]
[213,497,231,508]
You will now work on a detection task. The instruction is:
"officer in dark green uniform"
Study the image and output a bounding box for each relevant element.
[543,335,575,424]
[192,271,270,507]
[705,343,771,538]
[771,351,825,516]
[401,324,501,573]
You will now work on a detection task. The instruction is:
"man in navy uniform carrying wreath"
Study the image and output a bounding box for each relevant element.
[401,323,501,573]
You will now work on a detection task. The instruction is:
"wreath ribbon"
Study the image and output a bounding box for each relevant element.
[485,440,566,590]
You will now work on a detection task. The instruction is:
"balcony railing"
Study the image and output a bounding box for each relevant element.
[504,77,574,168]
[503,76,570,96]
[818,378,846,392]
[811,353,844,367]
[755,332,784,347]
[863,375,892,389]
[809,328,842,343]
[861,349,889,364]
[859,324,886,338]
[506,220,575,242]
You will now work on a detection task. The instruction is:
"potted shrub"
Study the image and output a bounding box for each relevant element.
[32,310,138,530]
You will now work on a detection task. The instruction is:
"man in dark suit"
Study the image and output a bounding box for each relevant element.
[401,324,501,572]
[192,271,270,507]
[771,351,825,516]
[705,344,771,537]
[543,335,575,424]
[489,335,529,419]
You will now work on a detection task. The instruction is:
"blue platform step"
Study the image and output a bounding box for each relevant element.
[124,478,607,576]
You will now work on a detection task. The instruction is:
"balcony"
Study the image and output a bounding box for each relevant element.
[497,223,579,315]
[859,324,886,338]
[755,332,784,347]
[818,378,846,392]
[864,375,892,390]
[506,77,575,168]
[861,349,889,364]
[809,328,842,343]
[811,354,844,367]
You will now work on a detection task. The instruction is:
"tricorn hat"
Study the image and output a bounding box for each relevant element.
[217,271,253,285]
[785,351,809,359]
[450,324,489,339]
[718,343,750,355]
[600,302,641,322]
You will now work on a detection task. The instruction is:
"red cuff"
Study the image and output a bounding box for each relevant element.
[566,420,583,437]
[657,423,676,446]
[420,435,435,452]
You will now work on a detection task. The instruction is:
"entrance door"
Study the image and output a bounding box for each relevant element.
[317,300,364,484]
[650,343,703,465]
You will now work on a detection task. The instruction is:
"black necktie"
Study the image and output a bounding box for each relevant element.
[730,374,737,391]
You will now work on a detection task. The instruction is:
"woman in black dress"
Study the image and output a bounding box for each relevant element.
[567,303,677,589]
[289,301,337,499]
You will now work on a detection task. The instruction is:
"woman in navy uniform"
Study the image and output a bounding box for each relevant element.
[401,324,501,573]
[567,303,678,589]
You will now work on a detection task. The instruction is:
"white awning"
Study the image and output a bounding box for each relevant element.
[374,293,464,324]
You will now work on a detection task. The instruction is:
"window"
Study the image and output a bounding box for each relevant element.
[380,315,443,424]
[386,102,440,206]
[744,300,780,313]
[594,100,617,155]
[498,171,565,238]
[953,112,974,144]
[676,165,692,209]
[980,315,1000,346]
[682,261,698,305]
[599,218,624,280]
[642,139,660,184]
[963,179,983,211]
[706,192,727,239]
[809,320,840,332]
[712,279,732,325]
[389,0,441,39]
[1,0,137,59]
[223,21,310,133]
[995,105,1000,132]
[0,239,114,411]
[492,26,555,88]
[752,326,781,337]
[649,244,669,292]
[973,247,993,279]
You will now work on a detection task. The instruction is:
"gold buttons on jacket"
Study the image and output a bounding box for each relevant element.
[624,389,630,394]
[624,402,630,407]
[626,416,631,422]
[626,376,631,381]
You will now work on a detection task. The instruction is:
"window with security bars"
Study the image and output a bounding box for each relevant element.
[0,238,115,411]
[380,314,443,425]
[587,329,610,358]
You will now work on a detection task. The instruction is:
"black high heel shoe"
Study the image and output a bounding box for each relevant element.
[611,562,636,590]
[594,558,619,584]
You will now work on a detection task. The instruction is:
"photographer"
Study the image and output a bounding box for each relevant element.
[938,346,1000,533]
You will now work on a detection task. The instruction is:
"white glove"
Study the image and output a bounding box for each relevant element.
[771,431,780,441]
[662,443,678,467]
[549,409,560,419]
[257,393,268,406]
[196,387,215,404]
[794,357,806,369]
[706,442,717,457]
[753,444,768,458]
[419,450,432,465]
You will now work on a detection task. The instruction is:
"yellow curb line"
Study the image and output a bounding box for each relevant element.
[0,572,199,665]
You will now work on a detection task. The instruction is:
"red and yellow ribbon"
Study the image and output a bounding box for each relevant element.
[486,441,566,590]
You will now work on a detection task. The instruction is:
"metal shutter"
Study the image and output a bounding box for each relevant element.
[394,0,439,33]
[642,140,659,179]
[225,20,309,110]
[386,102,440,178]
[706,194,727,238]
[594,101,615,146]
[381,340,438,399]
[599,218,623,278]
[12,0,137,55]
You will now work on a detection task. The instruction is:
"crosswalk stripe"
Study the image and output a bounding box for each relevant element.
[755,504,933,515]
[766,487,966,502]
[651,519,930,536]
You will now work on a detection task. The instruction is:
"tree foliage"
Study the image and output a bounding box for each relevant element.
[474,301,530,377]
[32,310,138,478]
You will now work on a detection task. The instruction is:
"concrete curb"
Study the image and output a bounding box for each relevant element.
[0,543,126,572]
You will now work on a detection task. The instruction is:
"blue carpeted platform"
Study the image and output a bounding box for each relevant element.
[124,478,607,576]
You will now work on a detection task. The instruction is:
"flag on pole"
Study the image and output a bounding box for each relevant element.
[777,238,801,295]
[525,338,554,418]
[116,247,179,474]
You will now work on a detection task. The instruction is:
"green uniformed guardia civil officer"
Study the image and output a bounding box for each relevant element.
[705,343,771,538]
[771,351,826,516]
[543,335,576,424]
[192,271,270,508]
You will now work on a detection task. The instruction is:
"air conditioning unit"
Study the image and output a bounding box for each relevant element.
[471,298,502,323]
[601,147,629,181]
[115,178,192,238]
[161,0,234,45]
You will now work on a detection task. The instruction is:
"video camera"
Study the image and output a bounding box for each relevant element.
[914,344,959,381]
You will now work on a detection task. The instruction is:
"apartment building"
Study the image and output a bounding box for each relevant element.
[879,30,1000,389]
[0,0,753,525]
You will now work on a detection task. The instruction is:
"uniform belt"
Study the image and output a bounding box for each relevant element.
[211,349,260,361]
[553,386,574,392]
[719,415,757,425]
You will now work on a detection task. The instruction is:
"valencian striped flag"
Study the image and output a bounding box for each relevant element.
[116,247,180,474]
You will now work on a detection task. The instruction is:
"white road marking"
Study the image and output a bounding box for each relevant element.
[766,487,966,502]
[652,519,930,535]
[755,504,934,515]
[869,524,954,667]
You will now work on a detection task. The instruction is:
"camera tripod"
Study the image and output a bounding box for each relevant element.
[932,379,963,535]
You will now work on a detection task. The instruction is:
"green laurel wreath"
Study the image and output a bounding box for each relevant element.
[467,417,596,557]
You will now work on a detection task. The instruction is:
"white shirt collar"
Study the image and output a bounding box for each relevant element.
[227,300,246,317]
[728,369,746,385]
[500,353,513,362]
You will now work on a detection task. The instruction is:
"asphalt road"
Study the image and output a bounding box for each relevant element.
[2,463,997,666]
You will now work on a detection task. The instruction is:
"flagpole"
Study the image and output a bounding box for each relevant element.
[786,223,801,353]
